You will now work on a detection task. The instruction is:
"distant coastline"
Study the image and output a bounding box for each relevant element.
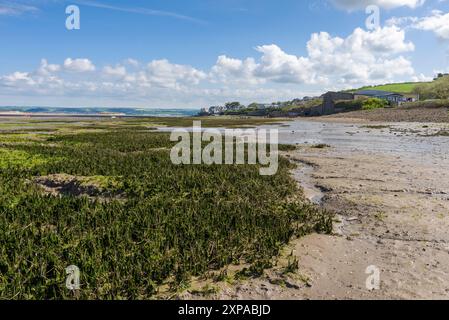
[0,107,199,118]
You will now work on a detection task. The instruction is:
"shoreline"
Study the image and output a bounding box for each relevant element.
[183,118,449,300]
[2,103,448,125]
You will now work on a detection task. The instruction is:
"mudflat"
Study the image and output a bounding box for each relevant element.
[321,106,449,123]
[194,119,449,300]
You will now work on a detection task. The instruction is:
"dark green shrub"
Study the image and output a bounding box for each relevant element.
[362,98,388,110]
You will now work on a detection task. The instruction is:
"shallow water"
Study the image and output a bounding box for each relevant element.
[266,120,449,165]
[160,120,449,163]
[291,162,325,205]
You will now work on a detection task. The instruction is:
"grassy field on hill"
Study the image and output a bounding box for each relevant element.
[0,117,331,299]
[353,82,427,94]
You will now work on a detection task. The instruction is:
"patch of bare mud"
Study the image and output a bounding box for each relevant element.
[33,174,124,201]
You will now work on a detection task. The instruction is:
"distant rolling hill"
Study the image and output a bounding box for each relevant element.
[344,76,449,102]
[349,82,428,94]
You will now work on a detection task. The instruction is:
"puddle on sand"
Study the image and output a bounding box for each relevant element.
[292,162,324,205]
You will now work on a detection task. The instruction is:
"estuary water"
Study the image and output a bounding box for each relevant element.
[0,106,199,117]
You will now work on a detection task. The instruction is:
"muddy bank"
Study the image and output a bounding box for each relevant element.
[321,106,449,123]
[284,146,449,299]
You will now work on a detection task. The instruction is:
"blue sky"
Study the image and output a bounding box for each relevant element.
[0,0,448,108]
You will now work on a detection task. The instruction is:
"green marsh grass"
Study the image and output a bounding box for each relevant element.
[0,119,331,299]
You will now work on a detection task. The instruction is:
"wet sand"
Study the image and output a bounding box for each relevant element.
[186,119,449,300]
[286,145,449,299]
[320,106,449,123]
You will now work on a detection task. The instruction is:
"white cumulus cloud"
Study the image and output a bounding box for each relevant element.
[387,10,449,40]
[63,58,96,72]
[37,59,61,76]
[145,59,207,88]
[254,45,315,84]
[211,55,260,84]
[210,26,415,87]
[414,10,449,40]
[103,65,127,78]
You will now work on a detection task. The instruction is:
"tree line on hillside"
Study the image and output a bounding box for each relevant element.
[413,75,449,100]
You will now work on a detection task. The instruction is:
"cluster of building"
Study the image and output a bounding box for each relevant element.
[199,89,419,117]
[200,106,225,115]
[352,90,419,104]
[200,103,245,115]
[199,105,242,115]
[315,90,420,116]
[200,96,321,115]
